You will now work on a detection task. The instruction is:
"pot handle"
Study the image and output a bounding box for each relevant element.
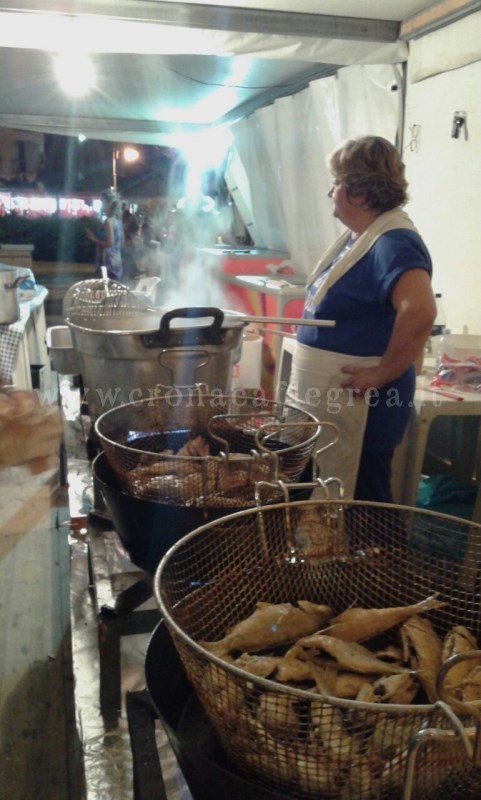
[5,275,25,290]
[158,306,225,345]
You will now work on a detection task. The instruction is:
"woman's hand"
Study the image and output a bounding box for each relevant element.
[86,228,96,243]
[340,365,386,393]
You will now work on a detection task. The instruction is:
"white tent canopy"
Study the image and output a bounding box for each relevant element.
[0,0,466,274]
[0,0,418,145]
[1,0,475,144]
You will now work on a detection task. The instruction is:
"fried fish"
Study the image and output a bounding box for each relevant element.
[201,600,332,655]
[297,635,408,675]
[322,594,446,642]
[441,625,479,692]
[400,615,443,703]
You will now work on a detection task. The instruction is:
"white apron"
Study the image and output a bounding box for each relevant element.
[286,341,381,499]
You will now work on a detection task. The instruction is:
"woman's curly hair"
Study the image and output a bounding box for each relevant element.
[329,136,408,212]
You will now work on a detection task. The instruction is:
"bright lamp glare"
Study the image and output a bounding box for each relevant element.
[123,147,140,163]
[54,52,96,97]
[175,127,232,205]
[178,128,232,171]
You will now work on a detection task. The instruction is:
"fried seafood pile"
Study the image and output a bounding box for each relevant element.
[197,597,481,798]
[126,435,276,505]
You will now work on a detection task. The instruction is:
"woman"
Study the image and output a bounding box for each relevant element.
[286,136,436,501]
[86,188,124,280]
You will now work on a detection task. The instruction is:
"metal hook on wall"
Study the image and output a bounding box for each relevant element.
[407,124,421,152]
[451,111,467,139]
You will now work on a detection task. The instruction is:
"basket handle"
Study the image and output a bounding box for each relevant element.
[402,655,481,800]
[402,698,480,800]
[436,650,481,761]
[313,420,340,460]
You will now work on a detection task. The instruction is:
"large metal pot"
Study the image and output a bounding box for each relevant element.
[0,269,23,324]
[67,306,245,419]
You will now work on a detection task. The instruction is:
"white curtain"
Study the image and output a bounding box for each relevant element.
[227,64,402,275]
[225,111,287,250]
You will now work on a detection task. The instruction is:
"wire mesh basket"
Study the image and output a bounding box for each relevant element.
[63,277,152,324]
[95,392,331,507]
[155,499,481,800]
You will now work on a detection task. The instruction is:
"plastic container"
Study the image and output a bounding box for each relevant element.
[434,334,481,364]
[431,292,447,336]
[432,333,481,392]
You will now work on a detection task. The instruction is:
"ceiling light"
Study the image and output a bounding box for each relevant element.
[54,51,96,97]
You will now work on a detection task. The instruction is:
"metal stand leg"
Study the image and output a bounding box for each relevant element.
[98,617,122,728]
[126,690,168,800]
[87,515,160,726]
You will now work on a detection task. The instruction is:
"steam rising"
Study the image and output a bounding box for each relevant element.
[153,127,240,313]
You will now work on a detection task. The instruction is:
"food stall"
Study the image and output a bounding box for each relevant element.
[3,0,481,796]
[27,277,473,795]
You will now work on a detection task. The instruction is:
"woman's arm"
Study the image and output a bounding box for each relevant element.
[341,269,437,392]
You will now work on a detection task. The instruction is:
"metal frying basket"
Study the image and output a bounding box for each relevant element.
[63,276,152,322]
[95,392,332,507]
[155,499,481,800]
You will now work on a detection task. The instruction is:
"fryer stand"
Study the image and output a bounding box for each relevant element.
[87,514,160,727]
[127,690,168,800]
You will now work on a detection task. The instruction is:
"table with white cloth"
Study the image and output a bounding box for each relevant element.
[0,285,50,391]
[392,375,481,521]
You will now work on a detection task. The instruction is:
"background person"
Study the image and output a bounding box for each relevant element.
[121,208,143,282]
[86,188,124,280]
[286,135,436,502]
